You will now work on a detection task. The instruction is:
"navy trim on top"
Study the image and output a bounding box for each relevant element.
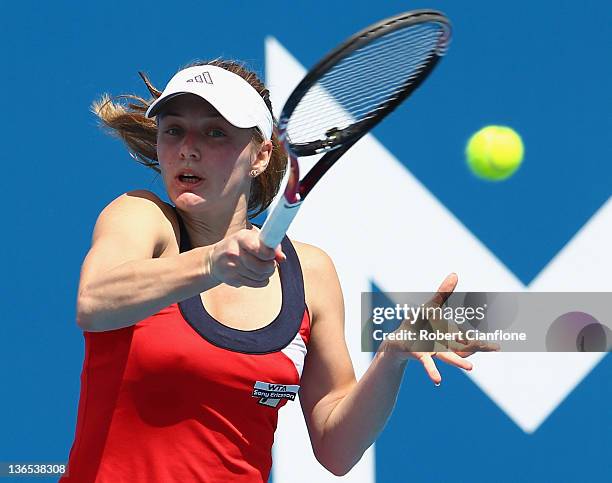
[169,204,306,355]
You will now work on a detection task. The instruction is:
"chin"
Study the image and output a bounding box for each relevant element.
[173,191,209,208]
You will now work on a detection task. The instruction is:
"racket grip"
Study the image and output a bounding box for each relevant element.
[259,197,302,248]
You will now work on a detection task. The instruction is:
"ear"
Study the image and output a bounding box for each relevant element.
[251,140,273,175]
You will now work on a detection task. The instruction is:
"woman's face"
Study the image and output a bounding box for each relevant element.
[156,93,257,212]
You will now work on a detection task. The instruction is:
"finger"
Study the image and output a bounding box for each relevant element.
[248,226,283,261]
[419,354,441,385]
[449,341,477,357]
[480,341,501,352]
[442,338,473,353]
[228,273,271,288]
[240,252,276,277]
[236,268,274,283]
[237,264,275,283]
[274,245,287,263]
[240,232,277,261]
[453,339,500,355]
[429,272,458,307]
[434,352,473,371]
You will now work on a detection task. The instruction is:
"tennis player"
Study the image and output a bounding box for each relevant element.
[62,60,479,482]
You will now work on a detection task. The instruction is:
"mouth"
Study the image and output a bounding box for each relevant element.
[175,173,205,188]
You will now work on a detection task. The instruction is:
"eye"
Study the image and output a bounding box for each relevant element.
[207,128,226,138]
[164,127,182,136]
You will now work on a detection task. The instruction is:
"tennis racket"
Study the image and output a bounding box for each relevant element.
[259,9,451,248]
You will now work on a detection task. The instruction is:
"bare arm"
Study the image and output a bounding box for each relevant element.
[298,245,390,476]
[77,247,216,332]
[76,190,215,331]
[298,247,473,476]
[77,190,282,332]
[303,343,408,476]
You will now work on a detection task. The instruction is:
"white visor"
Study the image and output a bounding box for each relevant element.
[145,65,273,140]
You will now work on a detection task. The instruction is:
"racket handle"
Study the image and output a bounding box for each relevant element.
[260,197,302,248]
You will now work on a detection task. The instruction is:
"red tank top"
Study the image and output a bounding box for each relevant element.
[61,211,310,482]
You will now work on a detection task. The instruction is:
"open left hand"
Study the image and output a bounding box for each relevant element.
[379,273,499,385]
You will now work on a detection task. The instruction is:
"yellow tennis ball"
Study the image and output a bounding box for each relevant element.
[466,125,524,181]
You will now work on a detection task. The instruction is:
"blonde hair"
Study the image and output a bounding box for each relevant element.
[92,59,286,217]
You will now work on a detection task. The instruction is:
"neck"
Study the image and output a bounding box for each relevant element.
[175,197,253,248]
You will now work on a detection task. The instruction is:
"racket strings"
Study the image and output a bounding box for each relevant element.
[289,70,429,133]
[319,26,442,83]
[288,75,424,136]
[291,39,436,120]
[286,22,447,147]
[290,26,439,132]
[288,49,435,132]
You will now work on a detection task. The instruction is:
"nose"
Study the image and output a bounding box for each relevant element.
[179,130,200,160]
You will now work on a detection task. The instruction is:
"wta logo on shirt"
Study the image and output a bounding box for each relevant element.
[252,381,300,408]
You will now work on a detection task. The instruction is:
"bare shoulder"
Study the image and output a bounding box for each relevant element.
[104,189,171,216]
[94,189,177,257]
[290,240,338,279]
[290,240,343,327]
[78,190,179,301]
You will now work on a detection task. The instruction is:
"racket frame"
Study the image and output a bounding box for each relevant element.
[260,10,451,248]
[282,9,451,160]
